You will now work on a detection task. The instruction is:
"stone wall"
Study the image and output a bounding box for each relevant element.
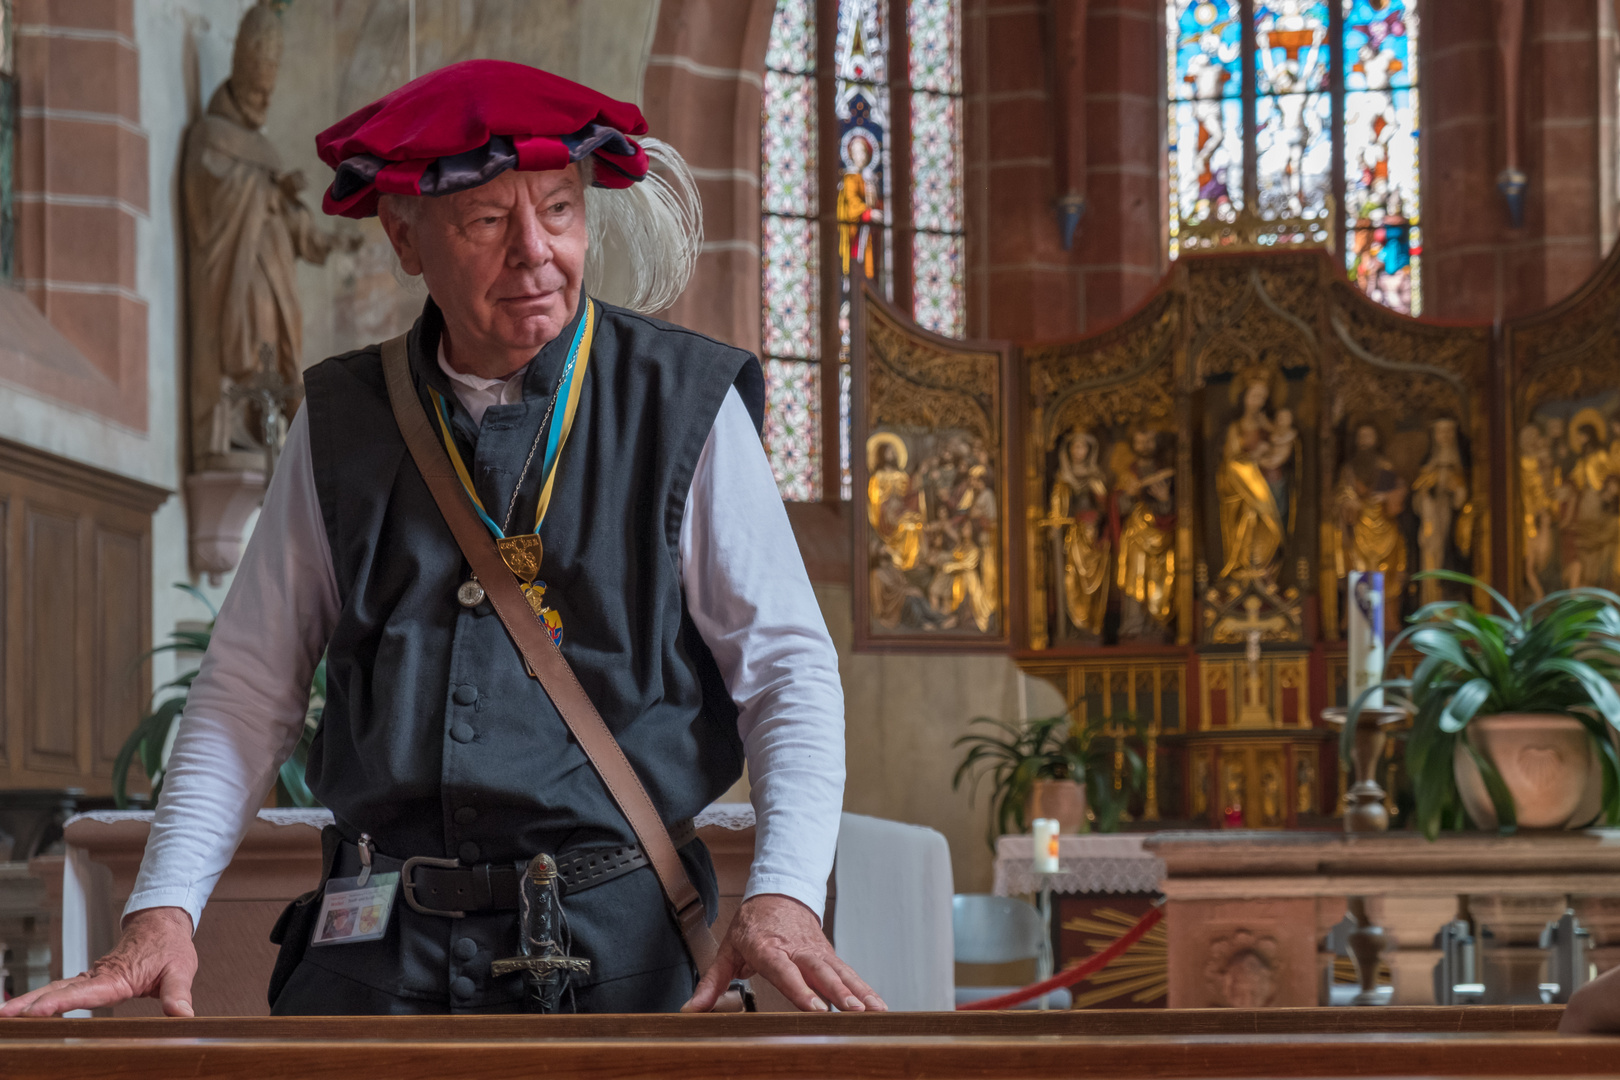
[1422,0,1619,320]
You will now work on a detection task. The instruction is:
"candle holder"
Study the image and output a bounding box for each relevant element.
[1321,706,1408,833]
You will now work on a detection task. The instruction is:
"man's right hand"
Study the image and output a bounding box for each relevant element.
[0,907,197,1018]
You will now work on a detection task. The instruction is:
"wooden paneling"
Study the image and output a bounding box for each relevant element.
[25,508,79,772]
[0,438,166,793]
[94,527,146,774]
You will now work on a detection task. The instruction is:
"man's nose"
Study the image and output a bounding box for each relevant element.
[506,205,550,267]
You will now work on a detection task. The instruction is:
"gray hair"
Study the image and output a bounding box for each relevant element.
[377,137,702,315]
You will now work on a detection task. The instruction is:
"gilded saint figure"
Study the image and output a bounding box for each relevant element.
[1114,428,1177,642]
[1044,429,1111,640]
[1519,423,1556,599]
[1335,422,1407,634]
[1216,371,1294,581]
[1557,413,1620,590]
[867,433,925,573]
[1410,417,1473,605]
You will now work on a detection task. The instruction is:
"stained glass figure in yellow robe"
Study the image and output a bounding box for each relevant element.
[837,135,879,278]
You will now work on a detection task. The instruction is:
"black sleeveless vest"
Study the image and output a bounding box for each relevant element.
[297,298,764,1006]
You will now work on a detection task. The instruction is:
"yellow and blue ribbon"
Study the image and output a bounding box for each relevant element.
[429,299,595,542]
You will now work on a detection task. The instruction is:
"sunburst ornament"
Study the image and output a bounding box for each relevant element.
[1060,906,1169,1009]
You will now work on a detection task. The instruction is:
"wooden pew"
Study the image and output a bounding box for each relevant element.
[0,1006,1607,1079]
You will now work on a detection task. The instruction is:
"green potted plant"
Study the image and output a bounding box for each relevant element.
[952,709,1144,844]
[1351,570,1620,838]
[114,584,324,809]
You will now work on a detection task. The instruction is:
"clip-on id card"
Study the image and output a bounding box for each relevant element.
[310,872,399,946]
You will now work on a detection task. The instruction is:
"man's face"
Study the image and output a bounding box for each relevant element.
[1355,425,1379,451]
[1132,430,1157,457]
[382,168,587,373]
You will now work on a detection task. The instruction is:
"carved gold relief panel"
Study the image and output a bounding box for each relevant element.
[1321,282,1492,636]
[850,285,1015,650]
[1023,291,1187,650]
[1507,247,1620,606]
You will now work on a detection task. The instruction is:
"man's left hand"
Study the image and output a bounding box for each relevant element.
[682,894,887,1013]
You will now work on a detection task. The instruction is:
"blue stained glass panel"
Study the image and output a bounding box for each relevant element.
[1344,0,1415,90]
[1168,97,1245,255]
[1170,0,1243,101]
[1254,1,1331,96]
[1342,0,1420,314]
[1255,92,1333,219]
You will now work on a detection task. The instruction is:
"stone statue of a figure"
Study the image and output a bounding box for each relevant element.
[183,2,355,473]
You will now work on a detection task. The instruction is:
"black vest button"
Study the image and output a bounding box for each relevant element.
[453,685,479,706]
[450,723,475,744]
[451,976,477,999]
[454,806,478,825]
[459,841,481,864]
[453,937,479,962]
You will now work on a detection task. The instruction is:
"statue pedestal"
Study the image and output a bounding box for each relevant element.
[185,470,266,583]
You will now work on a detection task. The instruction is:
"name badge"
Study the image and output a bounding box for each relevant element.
[309,872,399,947]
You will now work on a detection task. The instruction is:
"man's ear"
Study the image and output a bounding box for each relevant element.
[377,198,424,276]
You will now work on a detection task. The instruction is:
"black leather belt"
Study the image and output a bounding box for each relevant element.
[341,820,699,920]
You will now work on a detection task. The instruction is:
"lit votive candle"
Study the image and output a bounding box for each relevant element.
[1032,817,1061,874]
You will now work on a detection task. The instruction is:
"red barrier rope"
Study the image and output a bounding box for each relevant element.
[956,902,1165,1011]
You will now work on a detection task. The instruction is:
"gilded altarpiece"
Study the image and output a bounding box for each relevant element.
[1506,244,1620,606]
[849,248,1520,828]
[850,286,1015,650]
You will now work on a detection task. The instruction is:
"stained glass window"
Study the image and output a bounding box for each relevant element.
[1166,0,1422,313]
[763,0,822,499]
[910,0,965,338]
[1168,0,1244,259]
[762,0,966,501]
[1343,0,1419,312]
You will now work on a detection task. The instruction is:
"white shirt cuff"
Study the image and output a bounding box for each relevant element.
[742,873,830,923]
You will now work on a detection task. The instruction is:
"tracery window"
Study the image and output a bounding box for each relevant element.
[761,0,966,502]
[1167,0,1421,313]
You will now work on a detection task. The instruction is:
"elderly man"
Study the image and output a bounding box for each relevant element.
[3,61,875,1017]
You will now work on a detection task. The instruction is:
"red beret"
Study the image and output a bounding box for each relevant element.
[315,59,650,219]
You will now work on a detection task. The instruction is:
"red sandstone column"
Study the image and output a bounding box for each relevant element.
[642,0,776,352]
[9,0,148,428]
[1524,0,1605,310]
[1076,0,1164,329]
[974,0,1079,340]
[1420,0,1501,320]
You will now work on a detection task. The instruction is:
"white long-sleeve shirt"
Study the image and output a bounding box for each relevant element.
[125,352,845,929]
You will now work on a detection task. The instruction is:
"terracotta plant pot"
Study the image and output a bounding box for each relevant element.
[1453,714,1604,830]
[1026,778,1088,833]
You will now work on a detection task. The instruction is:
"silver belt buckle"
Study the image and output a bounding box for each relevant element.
[400,855,467,918]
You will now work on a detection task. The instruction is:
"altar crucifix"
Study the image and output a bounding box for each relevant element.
[1233,595,1289,726]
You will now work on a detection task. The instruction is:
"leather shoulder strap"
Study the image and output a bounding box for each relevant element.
[377,332,720,975]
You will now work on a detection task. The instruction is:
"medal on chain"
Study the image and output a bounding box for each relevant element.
[431,301,594,648]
